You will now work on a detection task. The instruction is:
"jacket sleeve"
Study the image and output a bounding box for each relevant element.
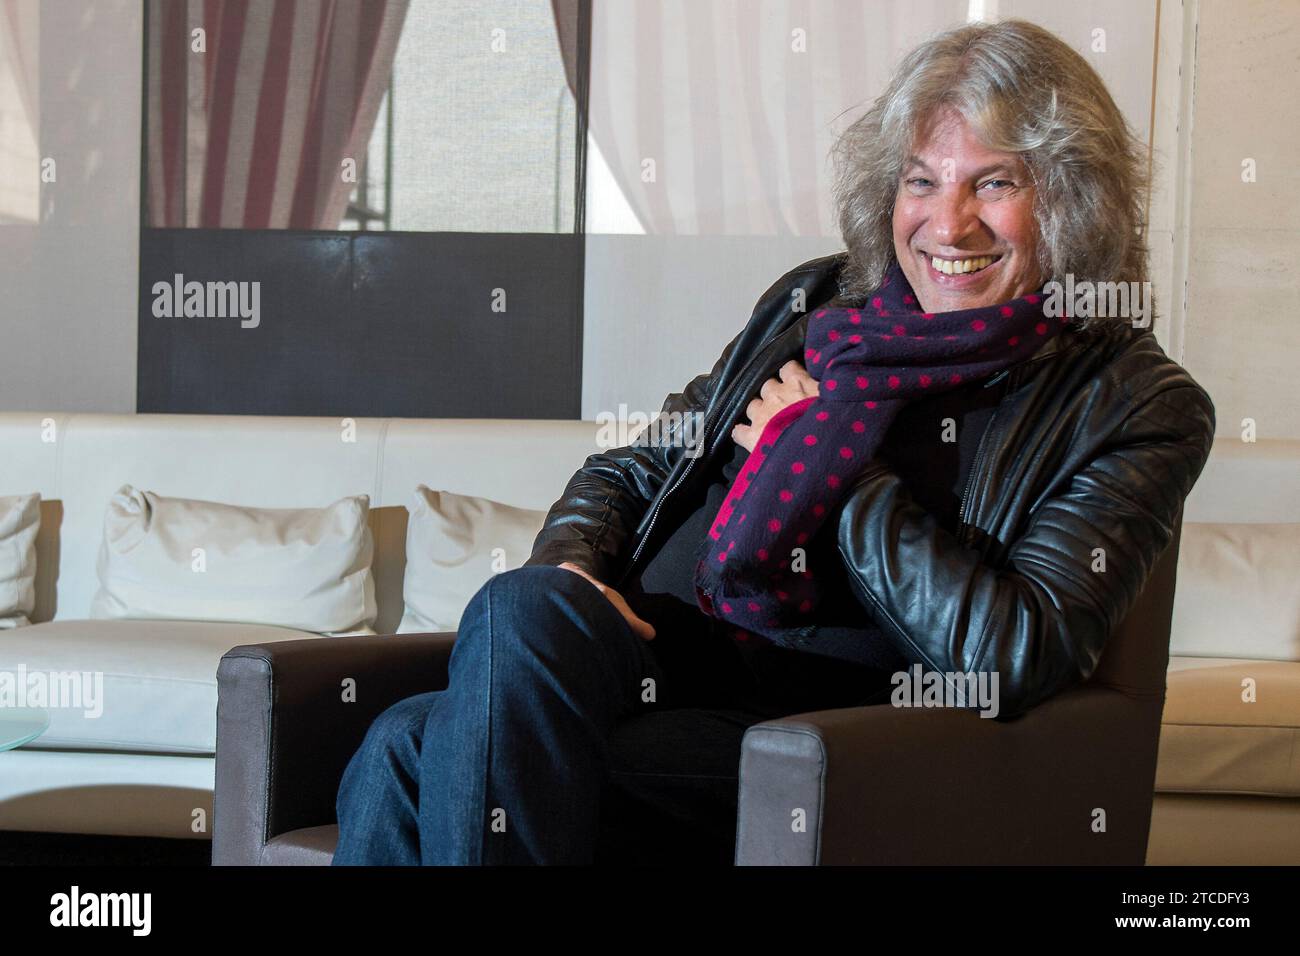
[521,327,744,583]
[835,381,1216,718]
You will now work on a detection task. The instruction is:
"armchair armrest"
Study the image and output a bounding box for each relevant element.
[735,682,1163,865]
[213,631,457,866]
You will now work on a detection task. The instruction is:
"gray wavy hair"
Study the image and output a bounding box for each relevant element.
[830,18,1150,327]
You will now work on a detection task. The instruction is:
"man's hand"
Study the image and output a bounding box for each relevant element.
[731,360,820,453]
[557,561,656,641]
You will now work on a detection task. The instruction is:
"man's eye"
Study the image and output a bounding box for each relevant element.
[905,177,934,189]
[981,179,1014,190]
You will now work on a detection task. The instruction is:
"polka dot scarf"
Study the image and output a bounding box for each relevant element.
[692,257,1063,643]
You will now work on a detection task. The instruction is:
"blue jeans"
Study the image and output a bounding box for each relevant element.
[333,564,892,865]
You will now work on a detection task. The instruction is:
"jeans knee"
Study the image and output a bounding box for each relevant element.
[351,692,435,770]
[465,564,616,655]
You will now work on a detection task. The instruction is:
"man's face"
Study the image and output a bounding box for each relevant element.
[892,109,1044,313]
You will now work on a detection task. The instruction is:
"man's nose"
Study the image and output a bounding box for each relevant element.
[929,187,981,248]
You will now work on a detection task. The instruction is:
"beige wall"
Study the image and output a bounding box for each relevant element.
[1171,0,1300,441]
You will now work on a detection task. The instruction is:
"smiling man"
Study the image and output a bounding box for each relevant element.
[895,109,1045,313]
[333,18,1215,867]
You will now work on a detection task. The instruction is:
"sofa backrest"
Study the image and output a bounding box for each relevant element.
[0,413,604,633]
[3,415,1297,653]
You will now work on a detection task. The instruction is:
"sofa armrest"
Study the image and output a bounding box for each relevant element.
[734,682,1163,865]
[213,631,457,866]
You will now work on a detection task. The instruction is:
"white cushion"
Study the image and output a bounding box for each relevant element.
[397,486,547,633]
[0,619,328,753]
[89,485,377,635]
[0,493,40,629]
[1171,522,1300,662]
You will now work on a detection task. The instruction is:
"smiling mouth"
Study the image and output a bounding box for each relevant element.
[922,251,1003,276]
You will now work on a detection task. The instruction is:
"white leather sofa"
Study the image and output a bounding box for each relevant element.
[0,412,603,839]
[1,412,1296,864]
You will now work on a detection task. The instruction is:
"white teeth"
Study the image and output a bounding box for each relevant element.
[930,254,997,275]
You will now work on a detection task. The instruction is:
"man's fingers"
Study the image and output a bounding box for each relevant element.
[557,562,655,641]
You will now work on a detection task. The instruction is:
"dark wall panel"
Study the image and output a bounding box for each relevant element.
[138,229,583,418]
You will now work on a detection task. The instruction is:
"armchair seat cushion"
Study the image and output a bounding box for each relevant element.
[1157,656,1300,798]
[2,619,330,754]
[261,825,338,865]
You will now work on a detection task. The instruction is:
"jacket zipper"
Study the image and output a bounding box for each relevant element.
[955,342,1071,545]
[620,323,801,584]
[956,370,1015,546]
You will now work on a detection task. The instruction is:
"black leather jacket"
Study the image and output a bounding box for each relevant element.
[525,252,1217,716]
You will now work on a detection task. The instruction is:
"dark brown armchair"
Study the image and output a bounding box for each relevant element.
[212,517,1182,865]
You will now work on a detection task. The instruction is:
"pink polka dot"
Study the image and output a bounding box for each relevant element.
[827,329,840,341]
[767,518,781,532]
[747,602,760,612]
[1036,322,1047,335]
[865,400,877,409]
[779,489,793,502]
[798,599,812,613]
[776,590,788,601]
[839,446,853,459]
[851,420,865,433]
[1025,294,1039,304]
[813,503,825,516]
[795,532,808,545]
[815,410,829,421]
[803,434,817,446]
[849,313,861,324]
[717,551,727,563]
[855,376,869,389]
[1000,306,1013,318]
[919,374,931,387]
[893,325,906,335]
[903,293,913,304]
[971,319,986,331]
[888,375,900,389]
[950,373,962,384]
[827,475,841,488]
[721,602,732,613]
[824,379,837,391]
[814,310,826,318]
[805,347,816,361]
[848,334,861,343]
[872,297,883,308]
[922,312,934,319]
[791,462,805,474]
[1008,336,1019,346]
[758,548,769,561]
